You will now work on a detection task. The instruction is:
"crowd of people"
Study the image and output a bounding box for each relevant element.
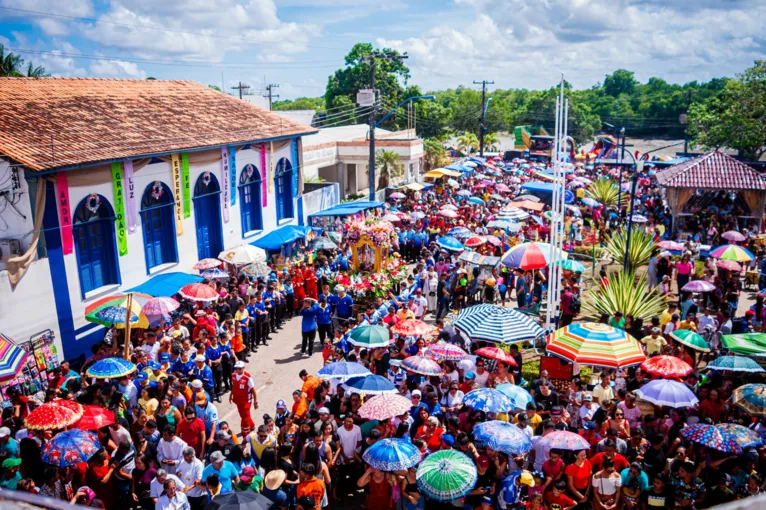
[1,154,765,510]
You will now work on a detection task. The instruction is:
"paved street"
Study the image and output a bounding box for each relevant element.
[215,315,323,431]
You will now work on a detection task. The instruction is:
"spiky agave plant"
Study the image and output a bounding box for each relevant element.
[604,227,655,269]
[583,270,666,322]
[585,178,625,207]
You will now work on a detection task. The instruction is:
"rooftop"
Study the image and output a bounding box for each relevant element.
[655,150,766,190]
[0,78,316,171]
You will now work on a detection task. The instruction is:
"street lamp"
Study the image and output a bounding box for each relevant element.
[621,148,640,270]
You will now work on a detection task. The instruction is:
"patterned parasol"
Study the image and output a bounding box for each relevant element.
[657,240,683,250]
[201,268,230,280]
[0,333,29,382]
[472,420,533,455]
[539,430,591,451]
[25,400,84,431]
[680,424,742,454]
[41,429,101,466]
[241,261,271,279]
[716,260,742,272]
[402,355,444,376]
[424,342,467,362]
[640,355,693,379]
[363,438,422,472]
[547,323,646,368]
[681,280,716,293]
[715,423,762,449]
[391,320,434,337]
[733,383,766,416]
[706,356,764,373]
[141,297,180,320]
[462,388,512,413]
[178,283,219,302]
[74,405,115,430]
[669,329,711,352]
[192,258,222,270]
[474,346,518,367]
[358,394,414,420]
[416,450,478,502]
[86,357,137,379]
[317,361,371,381]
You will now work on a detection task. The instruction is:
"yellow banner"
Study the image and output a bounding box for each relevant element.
[268,141,274,194]
[171,153,184,236]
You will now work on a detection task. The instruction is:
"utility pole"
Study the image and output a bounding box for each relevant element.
[231,81,250,99]
[264,83,280,111]
[362,50,408,201]
[473,79,494,157]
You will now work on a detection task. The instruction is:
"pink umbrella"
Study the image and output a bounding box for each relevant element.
[681,280,716,293]
[192,258,221,270]
[439,209,458,219]
[480,179,494,186]
[178,283,219,302]
[473,184,487,189]
[495,184,511,192]
[716,260,742,272]
[722,230,746,242]
[483,235,502,247]
[658,241,684,251]
[390,192,406,200]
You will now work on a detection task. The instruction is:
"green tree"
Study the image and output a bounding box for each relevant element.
[0,45,48,77]
[375,149,403,189]
[687,60,766,159]
[423,139,450,170]
[483,132,500,151]
[603,69,638,97]
[273,97,326,112]
[208,84,221,91]
[457,132,479,153]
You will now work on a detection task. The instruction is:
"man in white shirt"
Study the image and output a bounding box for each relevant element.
[150,469,185,505]
[176,447,205,509]
[411,289,428,319]
[144,332,160,362]
[157,426,188,476]
[579,393,600,422]
[697,306,718,333]
[591,373,615,407]
[336,415,362,463]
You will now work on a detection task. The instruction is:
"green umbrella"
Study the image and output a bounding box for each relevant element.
[348,325,390,348]
[670,330,711,352]
[722,334,766,357]
[416,450,477,502]
[556,259,587,273]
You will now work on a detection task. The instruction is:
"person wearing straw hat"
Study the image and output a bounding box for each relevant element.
[263,470,288,507]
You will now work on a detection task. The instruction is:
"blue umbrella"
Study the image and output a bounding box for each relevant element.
[468,196,485,205]
[362,438,421,471]
[344,375,397,396]
[463,388,512,413]
[581,197,600,207]
[41,429,101,467]
[454,304,545,344]
[437,236,464,252]
[564,190,575,204]
[448,227,472,239]
[200,268,230,280]
[707,356,764,373]
[496,384,535,410]
[529,214,545,227]
[472,420,532,455]
[85,357,136,379]
[317,361,372,381]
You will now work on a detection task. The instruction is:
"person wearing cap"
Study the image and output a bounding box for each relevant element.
[0,427,19,458]
[194,393,219,447]
[176,446,205,509]
[230,360,258,435]
[498,469,535,509]
[0,457,22,490]
[640,328,666,356]
[202,450,240,494]
[328,285,354,329]
[207,429,237,464]
[191,354,215,399]
[274,399,289,428]
[579,393,599,423]
[235,465,264,493]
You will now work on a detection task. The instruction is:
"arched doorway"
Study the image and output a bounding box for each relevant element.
[238,164,263,234]
[193,171,224,260]
[73,193,120,296]
[275,157,294,221]
[140,181,178,271]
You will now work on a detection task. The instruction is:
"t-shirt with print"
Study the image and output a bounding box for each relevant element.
[641,486,675,508]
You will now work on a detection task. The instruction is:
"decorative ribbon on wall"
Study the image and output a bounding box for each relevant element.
[220,147,230,223]
[123,160,137,234]
[171,153,184,236]
[181,153,191,218]
[268,141,275,195]
[56,172,73,255]
[229,145,237,206]
[260,142,267,206]
[291,137,300,198]
[110,162,128,256]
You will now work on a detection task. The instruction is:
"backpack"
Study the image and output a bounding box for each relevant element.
[569,294,581,315]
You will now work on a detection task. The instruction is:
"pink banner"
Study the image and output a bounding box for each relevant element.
[260,142,267,206]
[123,160,137,234]
[56,172,73,255]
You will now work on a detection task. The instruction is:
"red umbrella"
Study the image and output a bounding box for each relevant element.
[75,405,115,430]
[464,236,487,248]
[391,320,433,337]
[640,355,693,379]
[475,347,519,367]
[179,283,219,302]
[25,400,84,431]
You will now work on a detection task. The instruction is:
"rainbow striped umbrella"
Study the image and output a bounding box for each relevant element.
[710,244,754,262]
[0,333,29,381]
[83,293,152,316]
[85,294,152,329]
[547,322,646,368]
[501,242,568,270]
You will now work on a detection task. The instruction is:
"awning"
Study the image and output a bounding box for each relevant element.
[424,170,446,179]
[441,169,464,177]
[308,201,384,218]
[127,272,203,297]
[400,182,428,191]
[722,333,766,357]
[521,181,556,193]
[458,251,500,267]
[251,225,312,251]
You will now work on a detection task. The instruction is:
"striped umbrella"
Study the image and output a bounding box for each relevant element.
[178,283,219,302]
[636,380,699,408]
[497,207,529,220]
[496,384,534,411]
[192,258,222,270]
[363,438,422,471]
[348,326,390,348]
[463,388,512,413]
[710,244,754,262]
[0,333,30,381]
[358,394,413,420]
[640,355,693,378]
[547,323,646,368]
[391,320,433,337]
[402,355,444,376]
[733,384,766,416]
[473,421,532,455]
[454,304,545,344]
[84,293,153,316]
[669,329,710,352]
[706,356,764,373]
[241,261,271,279]
[201,268,230,280]
[424,341,467,361]
[416,450,477,502]
[501,242,568,270]
[317,361,371,381]
[86,303,149,329]
[86,357,136,379]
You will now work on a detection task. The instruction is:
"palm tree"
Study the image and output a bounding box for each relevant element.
[584,269,666,321]
[0,45,24,77]
[457,132,479,154]
[375,149,403,189]
[423,139,446,171]
[483,132,500,151]
[25,62,49,78]
[585,178,625,207]
[604,227,656,270]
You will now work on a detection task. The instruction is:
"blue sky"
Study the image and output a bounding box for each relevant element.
[1,0,764,100]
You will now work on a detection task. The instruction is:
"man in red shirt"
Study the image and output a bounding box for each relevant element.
[590,440,629,472]
[230,361,258,435]
[175,406,206,458]
[560,284,575,327]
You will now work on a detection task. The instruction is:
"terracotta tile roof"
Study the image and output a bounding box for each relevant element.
[655,150,766,190]
[0,78,316,171]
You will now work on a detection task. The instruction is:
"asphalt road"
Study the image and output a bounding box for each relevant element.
[214,314,323,434]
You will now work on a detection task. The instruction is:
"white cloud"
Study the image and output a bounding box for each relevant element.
[89,59,147,78]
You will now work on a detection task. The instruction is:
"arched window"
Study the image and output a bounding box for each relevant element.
[193,172,224,260]
[275,157,294,221]
[73,193,120,296]
[238,164,263,234]
[140,181,178,271]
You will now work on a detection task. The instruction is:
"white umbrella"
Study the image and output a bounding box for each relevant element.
[381,214,402,222]
[447,178,460,188]
[441,204,459,211]
[630,214,648,223]
[498,207,529,220]
[218,245,267,265]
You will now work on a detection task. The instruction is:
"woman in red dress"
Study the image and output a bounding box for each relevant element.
[357,466,395,510]
[303,265,318,300]
[292,266,306,311]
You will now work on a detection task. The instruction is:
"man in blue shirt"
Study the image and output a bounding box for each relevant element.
[329,285,354,328]
[201,451,239,494]
[194,394,219,441]
[205,335,224,402]
[191,355,215,397]
[251,292,269,347]
[317,296,333,345]
[299,298,320,356]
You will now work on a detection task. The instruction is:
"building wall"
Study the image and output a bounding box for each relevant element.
[0,139,309,361]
